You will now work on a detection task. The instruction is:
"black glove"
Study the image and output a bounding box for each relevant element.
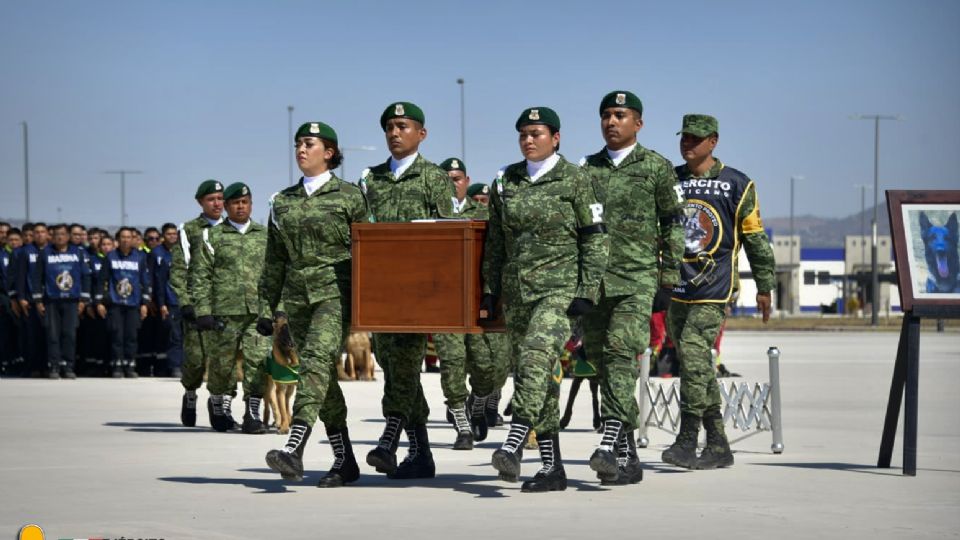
[479,294,498,321]
[565,297,595,317]
[181,305,196,323]
[256,317,274,337]
[195,315,218,331]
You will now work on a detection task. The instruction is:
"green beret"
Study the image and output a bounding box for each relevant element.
[516,106,560,131]
[195,179,224,199]
[223,182,251,201]
[599,90,643,116]
[467,183,490,198]
[677,114,719,137]
[295,121,338,143]
[380,102,425,130]
[439,158,467,174]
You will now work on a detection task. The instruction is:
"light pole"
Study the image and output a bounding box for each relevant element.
[339,146,377,183]
[457,78,466,161]
[851,114,900,325]
[21,121,30,220]
[789,175,804,314]
[853,183,872,269]
[287,106,295,185]
[104,170,143,226]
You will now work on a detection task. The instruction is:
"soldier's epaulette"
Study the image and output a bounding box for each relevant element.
[279,183,300,196]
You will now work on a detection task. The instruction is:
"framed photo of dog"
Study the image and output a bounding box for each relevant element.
[887,190,960,315]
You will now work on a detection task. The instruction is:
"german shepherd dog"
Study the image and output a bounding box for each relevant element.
[919,212,959,293]
[263,313,299,434]
[339,332,375,381]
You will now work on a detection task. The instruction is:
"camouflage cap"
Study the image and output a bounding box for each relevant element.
[380,101,425,130]
[223,182,251,201]
[195,179,224,199]
[439,157,467,174]
[516,106,560,131]
[295,121,338,143]
[599,90,643,116]
[677,114,719,137]
[466,183,490,198]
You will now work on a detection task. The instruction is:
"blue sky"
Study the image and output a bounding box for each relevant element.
[1,0,957,227]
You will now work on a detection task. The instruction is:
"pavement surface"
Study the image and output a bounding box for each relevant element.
[1,330,959,540]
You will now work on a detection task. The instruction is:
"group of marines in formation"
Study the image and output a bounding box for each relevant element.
[171,89,776,493]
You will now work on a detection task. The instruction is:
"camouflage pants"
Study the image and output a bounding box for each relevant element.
[288,298,349,430]
[504,294,568,434]
[667,301,725,417]
[374,333,429,424]
[582,290,654,431]
[435,332,510,408]
[203,314,269,397]
[179,323,207,391]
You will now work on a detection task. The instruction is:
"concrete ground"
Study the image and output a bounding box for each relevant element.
[1,330,959,540]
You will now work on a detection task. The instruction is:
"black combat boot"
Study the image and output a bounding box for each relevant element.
[209,395,238,432]
[485,388,503,427]
[123,359,138,378]
[265,419,311,481]
[366,416,404,475]
[661,412,700,469]
[242,395,267,434]
[449,407,474,450]
[180,390,197,427]
[389,424,436,479]
[470,392,489,441]
[602,430,643,485]
[111,360,123,378]
[521,433,567,493]
[317,426,360,488]
[491,421,529,482]
[696,409,734,470]
[589,418,624,481]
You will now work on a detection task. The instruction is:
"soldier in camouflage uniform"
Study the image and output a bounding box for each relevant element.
[171,180,224,427]
[432,158,510,451]
[191,182,269,433]
[483,107,609,492]
[579,90,686,485]
[260,122,369,488]
[663,114,776,470]
[361,102,454,480]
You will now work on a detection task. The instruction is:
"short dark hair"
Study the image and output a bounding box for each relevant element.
[145,227,160,236]
[69,223,85,232]
[32,222,47,231]
[50,223,68,234]
[161,222,177,233]
[0,222,10,229]
[7,227,22,237]
[22,222,33,231]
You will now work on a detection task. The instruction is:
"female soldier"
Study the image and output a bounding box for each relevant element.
[482,107,609,492]
[259,121,369,488]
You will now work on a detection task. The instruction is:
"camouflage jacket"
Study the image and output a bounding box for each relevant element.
[483,155,609,304]
[580,144,686,296]
[258,175,368,316]
[191,220,267,317]
[359,154,454,222]
[169,214,222,307]
[673,159,777,302]
[455,196,489,221]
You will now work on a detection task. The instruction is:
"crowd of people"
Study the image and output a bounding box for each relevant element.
[1,91,777,493]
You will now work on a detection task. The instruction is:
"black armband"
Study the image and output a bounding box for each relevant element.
[577,223,607,235]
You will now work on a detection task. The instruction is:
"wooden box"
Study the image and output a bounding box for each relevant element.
[351,221,505,333]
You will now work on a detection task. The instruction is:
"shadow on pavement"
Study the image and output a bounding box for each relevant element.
[104,421,200,433]
[158,475,294,494]
[750,462,960,475]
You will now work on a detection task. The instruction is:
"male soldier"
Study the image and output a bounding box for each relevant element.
[171,180,224,426]
[31,224,92,379]
[192,183,269,432]
[137,227,163,375]
[95,228,151,378]
[154,223,183,377]
[467,183,491,206]
[14,222,50,376]
[0,225,18,375]
[663,114,776,470]
[361,102,454,479]
[579,90,686,485]
[433,158,510,451]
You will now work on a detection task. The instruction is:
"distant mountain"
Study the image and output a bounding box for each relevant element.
[764,204,890,248]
